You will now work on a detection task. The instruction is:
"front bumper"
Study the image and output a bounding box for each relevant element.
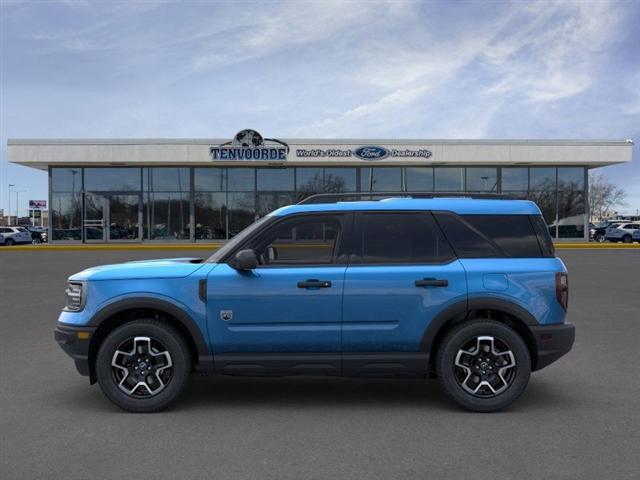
[530,322,575,371]
[54,323,96,377]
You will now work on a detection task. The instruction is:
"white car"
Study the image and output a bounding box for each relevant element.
[0,226,32,246]
[605,223,640,243]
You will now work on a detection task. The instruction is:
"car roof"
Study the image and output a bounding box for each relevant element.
[272,197,542,216]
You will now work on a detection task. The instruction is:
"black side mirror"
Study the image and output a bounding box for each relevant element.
[234,249,258,270]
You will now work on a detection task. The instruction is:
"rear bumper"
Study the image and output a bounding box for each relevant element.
[530,322,575,371]
[54,323,96,377]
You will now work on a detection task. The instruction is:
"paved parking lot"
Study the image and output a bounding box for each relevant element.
[1,249,639,479]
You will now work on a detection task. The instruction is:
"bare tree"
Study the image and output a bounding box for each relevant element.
[589,172,627,221]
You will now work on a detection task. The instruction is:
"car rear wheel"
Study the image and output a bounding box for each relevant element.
[96,319,191,412]
[5,238,14,246]
[436,319,531,412]
[32,237,42,244]
[595,233,605,243]
[622,235,632,243]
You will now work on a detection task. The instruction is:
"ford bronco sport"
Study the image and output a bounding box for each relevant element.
[55,195,575,412]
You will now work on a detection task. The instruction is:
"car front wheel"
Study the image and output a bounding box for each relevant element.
[96,319,191,412]
[595,233,605,243]
[622,235,632,243]
[436,319,531,412]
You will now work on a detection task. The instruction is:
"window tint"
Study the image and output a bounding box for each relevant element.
[435,213,551,258]
[434,212,501,258]
[462,215,543,258]
[250,215,342,266]
[356,213,453,264]
[530,215,555,257]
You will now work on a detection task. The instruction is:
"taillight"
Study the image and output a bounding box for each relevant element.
[556,272,568,310]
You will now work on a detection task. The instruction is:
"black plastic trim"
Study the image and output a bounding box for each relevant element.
[466,297,539,325]
[529,322,575,371]
[54,323,97,377]
[87,297,213,371]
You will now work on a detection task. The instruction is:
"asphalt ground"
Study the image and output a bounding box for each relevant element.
[1,249,639,479]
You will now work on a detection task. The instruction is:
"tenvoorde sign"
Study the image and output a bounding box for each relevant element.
[211,129,289,160]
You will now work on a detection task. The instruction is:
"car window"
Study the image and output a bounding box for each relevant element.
[0,228,10,233]
[435,213,547,258]
[17,227,28,232]
[249,215,343,266]
[354,212,454,264]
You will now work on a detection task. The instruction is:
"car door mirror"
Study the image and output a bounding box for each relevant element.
[234,249,258,270]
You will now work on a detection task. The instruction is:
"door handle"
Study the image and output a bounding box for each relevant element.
[297,279,332,289]
[415,278,448,287]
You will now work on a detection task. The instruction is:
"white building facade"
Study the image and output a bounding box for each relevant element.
[8,131,633,242]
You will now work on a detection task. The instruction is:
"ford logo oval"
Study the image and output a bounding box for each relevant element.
[354,146,389,160]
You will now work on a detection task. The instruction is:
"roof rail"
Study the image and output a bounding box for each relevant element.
[297,192,511,205]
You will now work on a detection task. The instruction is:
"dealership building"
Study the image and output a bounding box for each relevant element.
[7,131,633,243]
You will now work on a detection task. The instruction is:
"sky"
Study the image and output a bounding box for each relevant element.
[1,0,639,216]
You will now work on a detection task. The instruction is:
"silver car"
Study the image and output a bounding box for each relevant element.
[0,226,32,246]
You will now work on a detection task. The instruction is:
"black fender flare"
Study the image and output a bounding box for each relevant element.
[420,297,538,353]
[88,297,214,372]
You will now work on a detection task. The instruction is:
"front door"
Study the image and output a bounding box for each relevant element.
[341,212,467,374]
[207,213,348,374]
[84,193,141,242]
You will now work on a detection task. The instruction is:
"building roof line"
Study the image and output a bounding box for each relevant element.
[7,138,634,146]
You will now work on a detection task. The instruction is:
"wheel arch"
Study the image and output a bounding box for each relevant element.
[87,298,213,383]
[422,297,539,375]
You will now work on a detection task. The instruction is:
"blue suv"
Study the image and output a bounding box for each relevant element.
[55,196,574,412]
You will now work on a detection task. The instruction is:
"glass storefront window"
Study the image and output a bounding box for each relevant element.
[227,168,255,191]
[466,167,498,192]
[144,168,190,192]
[195,192,226,240]
[51,193,82,240]
[296,168,324,199]
[361,167,402,191]
[227,192,255,237]
[557,167,584,190]
[51,168,82,193]
[85,168,141,192]
[257,193,297,217]
[324,168,357,192]
[529,167,556,191]
[405,167,433,191]
[195,168,225,191]
[501,168,528,191]
[257,168,294,191]
[557,190,585,239]
[435,168,464,191]
[144,192,190,240]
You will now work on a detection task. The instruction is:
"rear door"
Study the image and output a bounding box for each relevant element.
[341,211,467,374]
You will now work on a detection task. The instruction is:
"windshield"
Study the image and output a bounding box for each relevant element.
[206,216,272,263]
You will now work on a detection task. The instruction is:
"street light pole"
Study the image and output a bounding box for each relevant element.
[8,184,15,225]
[15,190,26,224]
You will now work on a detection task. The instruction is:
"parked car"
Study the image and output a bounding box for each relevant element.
[54,196,574,413]
[605,223,640,243]
[21,225,48,244]
[591,220,626,242]
[0,226,32,245]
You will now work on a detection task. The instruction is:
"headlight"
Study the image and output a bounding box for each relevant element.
[64,282,84,311]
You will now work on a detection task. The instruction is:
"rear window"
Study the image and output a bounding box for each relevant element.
[434,213,551,258]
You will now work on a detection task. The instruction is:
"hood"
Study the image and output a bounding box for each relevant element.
[69,258,206,281]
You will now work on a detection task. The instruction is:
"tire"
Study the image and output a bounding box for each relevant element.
[96,319,192,413]
[32,237,42,245]
[622,235,632,243]
[436,319,531,412]
[5,238,14,246]
[595,233,605,243]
